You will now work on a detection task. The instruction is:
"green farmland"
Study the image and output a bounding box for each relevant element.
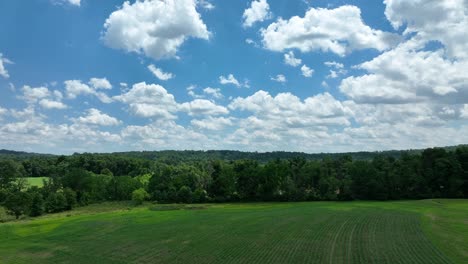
[0,199,467,264]
[25,177,49,188]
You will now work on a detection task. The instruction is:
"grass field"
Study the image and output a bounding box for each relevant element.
[25,177,49,188]
[0,200,466,263]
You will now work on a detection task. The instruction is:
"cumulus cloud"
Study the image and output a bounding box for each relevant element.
[0,53,13,79]
[21,86,51,103]
[271,74,287,83]
[261,5,400,56]
[0,107,7,119]
[198,0,214,10]
[0,106,122,153]
[148,64,174,81]
[102,0,210,60]
[89,78,112,90]
[191,116,234,130]
[384,0,468,59]
[203,87,223,99]
[19,85,68,110]
[39,99,68,110]
[219,74,241,87]
[284,51,302,67]
[226,91,351,149]
[114,82,178,119]
[243,0,272,28]
[180,99,229,116]
[301,65,314,78]
[77,108,121,126]
[340,41,468,104]
[121,120,211,149]
[325,61,344,69]
[65,79,113,103]
[461,105,468,118]
[51,0,81,7]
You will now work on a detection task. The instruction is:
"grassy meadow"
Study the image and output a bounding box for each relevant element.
[25,177,49,188]
[0,199,467,264]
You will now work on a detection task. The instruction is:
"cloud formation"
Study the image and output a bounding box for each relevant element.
[243,0,272,28]
[261,5,400,56]
[102,0,210,60]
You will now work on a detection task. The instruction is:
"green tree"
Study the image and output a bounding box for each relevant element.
[63,188,77,210]
[177,186,193,203]
[45,192,67,213]
[4,192,31,219]
[29,192,45,217]
[0,160,22,189]
[131,188,149,205]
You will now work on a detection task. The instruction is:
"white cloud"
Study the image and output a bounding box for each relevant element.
[0,106,123,153]
[384,0,468,59]
[461,105,468,118]
[102,0,210,60]
[0,107,7,118]
[51,0,81,7]
[219,74,241,87]
[227,91,351,149]
[89,78,112,90]
[261,5,400,56]
[245,38,260,48]
[198,0,214,10]
[340,41,468,104]
[67,0,80,6]
[19,85,67,109]
[324,61,344,69]
[230,90,349,122]
[191,116,234,130]
[243,0,272,28]
[39,99,68,110]
[0,53,13,79]
[65,80,95,99]
[77,108,121,126]
[21,86,51,103]
[203,87,223,99]
[65,79,113,103]
[114,82,178,119]
[180,99,229,116]
[271,74,287,83]
[147,64,174,81]
[284,51,302,67]
[301,65,314,77]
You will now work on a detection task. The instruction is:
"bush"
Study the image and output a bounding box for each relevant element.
[4,191,31,219]
[45,192,67,213]
[193,188,207,203]
[177,186,193,204]
[132,188,149,205]
[29,192,44,217]
[63,188,77,210]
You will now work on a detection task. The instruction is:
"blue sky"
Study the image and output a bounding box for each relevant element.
[0,0,467,154]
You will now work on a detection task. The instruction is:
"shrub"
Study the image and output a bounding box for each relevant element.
[132,188,149,205]
[177,186,193,204]
[29,192,44,217]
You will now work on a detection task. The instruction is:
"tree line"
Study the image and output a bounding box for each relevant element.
[1,147,467,220]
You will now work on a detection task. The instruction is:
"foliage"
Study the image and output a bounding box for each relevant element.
[131,188,149,205]
[4,191,31,219]
[0,146,467,219]
[29,192,44,217]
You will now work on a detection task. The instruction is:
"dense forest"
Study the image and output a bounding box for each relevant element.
[1,146,467,220]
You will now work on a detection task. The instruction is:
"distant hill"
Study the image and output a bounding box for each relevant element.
[0,149,55,159]
[2,145,467,162]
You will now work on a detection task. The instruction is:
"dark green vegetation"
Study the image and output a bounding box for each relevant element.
[1,146,468,220]
[0,200,466,263]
